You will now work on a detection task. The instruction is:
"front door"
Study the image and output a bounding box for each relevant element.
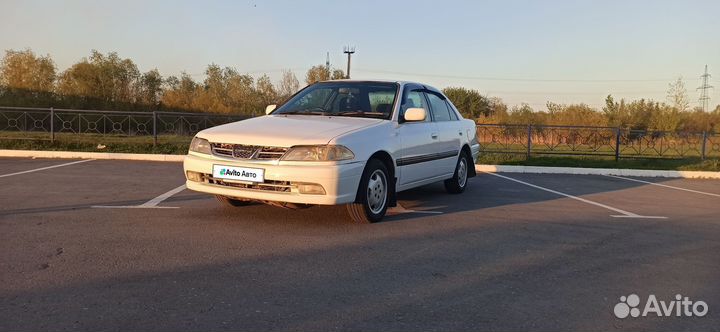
[396,88,443,186]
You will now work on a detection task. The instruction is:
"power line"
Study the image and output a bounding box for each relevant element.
[697,65,713,112]
[354,68,677,82]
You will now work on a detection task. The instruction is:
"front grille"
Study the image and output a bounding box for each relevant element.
[202,173,292,193]
[211,143,288,160]
[256,147,288,159]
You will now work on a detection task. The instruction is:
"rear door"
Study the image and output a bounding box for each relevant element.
[425,90,463,177]
[396,85,442,186]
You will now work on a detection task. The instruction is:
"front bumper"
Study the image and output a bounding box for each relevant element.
[183,153,365,205]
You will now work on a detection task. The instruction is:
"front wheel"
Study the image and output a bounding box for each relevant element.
[444,152,470,194]
[346,159,389,223]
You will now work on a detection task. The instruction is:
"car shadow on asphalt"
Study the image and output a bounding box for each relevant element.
[380,173,657,223]
[167,173,658,227]
[0,173,681,224]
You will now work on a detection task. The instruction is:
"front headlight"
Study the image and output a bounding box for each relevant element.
[282,145,354,161]
[189,137,211,154]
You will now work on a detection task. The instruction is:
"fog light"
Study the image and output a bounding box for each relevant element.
[186,171,203,182]
[297,183,326,195]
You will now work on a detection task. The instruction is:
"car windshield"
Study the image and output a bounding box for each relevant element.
[272,82,398,119]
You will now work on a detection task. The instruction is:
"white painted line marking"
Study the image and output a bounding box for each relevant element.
[610,215,668,219]
[387,204,443,215]
[92,184,186,209]
[0,159,95,178]
[91,205,179,209]
[139,184,187,207]
[483,172,667,219]
[606,175,720,198]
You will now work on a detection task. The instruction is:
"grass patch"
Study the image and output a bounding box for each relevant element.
[0,132,190,154]
[477,153,720,171]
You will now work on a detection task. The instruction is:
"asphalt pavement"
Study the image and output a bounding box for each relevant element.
[1,157,719,331]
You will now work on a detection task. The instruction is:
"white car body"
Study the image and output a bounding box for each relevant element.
[184,80,479,220]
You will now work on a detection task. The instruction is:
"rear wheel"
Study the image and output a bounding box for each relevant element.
[215,195,254,207]
[444,151,470,194]
[346,159,389,223]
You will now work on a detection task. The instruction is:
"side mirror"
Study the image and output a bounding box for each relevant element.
[404,108,427,122]
[265,104,277,115]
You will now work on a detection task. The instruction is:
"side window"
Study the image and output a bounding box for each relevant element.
[400,89,428,122]
[446,101,459,120]
[426,92,452,122]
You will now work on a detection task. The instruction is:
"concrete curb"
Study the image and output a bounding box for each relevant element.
[0,149,185,162]
[1,150,718,178]
[475,164,720,179]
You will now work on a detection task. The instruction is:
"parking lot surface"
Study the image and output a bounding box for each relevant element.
[1,157,719,331]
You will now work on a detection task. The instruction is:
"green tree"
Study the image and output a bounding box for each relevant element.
[545,102,603,126]
[666,77,689,111]
[222,67,256,114]
[487,97,508,121]
[162,73,200,111]
[678,108,716,132]
[255,74,278,108]
[625,99,656,130]
[649,104,681,131]
[138,69,163,108]
[56,50,141,110]
[441,87,492,119]
[201,64,231,113]
[506,104,541,125]
[277,69,300,100]
[603,95,628,127]
[0,49,56,106]
[305,65,344,85]
[331,69,345,80]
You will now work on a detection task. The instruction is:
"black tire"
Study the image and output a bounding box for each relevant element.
[215,195,254,207]
[346,159,390,223]
[444,151,471,194]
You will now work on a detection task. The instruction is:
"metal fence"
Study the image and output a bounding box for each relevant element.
[2,106,719,159]
[0,106,246,145]
[476,124,720,160]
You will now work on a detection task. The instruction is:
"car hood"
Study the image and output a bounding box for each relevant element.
[197,115,385,147]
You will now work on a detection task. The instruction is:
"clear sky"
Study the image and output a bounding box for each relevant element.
[2,0,718,110]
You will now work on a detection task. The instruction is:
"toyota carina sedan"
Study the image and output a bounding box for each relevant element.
[184,80,480,222]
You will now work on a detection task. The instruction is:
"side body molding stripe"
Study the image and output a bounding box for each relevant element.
[396,150,459,166]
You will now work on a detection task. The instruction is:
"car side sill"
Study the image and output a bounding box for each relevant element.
[396,173,454,192]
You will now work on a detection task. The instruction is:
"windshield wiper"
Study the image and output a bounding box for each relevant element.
[280,108,330,116]
[335,111,386,118]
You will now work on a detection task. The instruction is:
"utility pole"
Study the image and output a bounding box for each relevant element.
[697,65,713,112]
[325,52,330,74]
[343,46,355,79]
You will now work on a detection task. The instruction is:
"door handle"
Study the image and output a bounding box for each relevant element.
[431,133,438,139]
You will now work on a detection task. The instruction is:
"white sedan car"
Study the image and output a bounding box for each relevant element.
[184,80,479,222]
